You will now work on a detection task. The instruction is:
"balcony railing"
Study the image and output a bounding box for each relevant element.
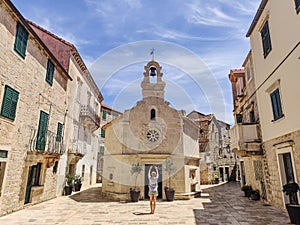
[69,140,86,156]
[29,128,65,155]
[230,123,262,155]
[80,105,100,131]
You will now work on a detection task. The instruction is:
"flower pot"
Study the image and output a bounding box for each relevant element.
[286,204,300,225]
[164,187,175,201]
[243,189,252,197]
[74,183,82,192]
[130,189,140,202]
[250,193,260,201]
[64,186,73,196]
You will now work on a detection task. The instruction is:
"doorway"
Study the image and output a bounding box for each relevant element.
[278,151,298,204]
[24,166,34,204]
[144,164,162,199]
[219,167,224,182]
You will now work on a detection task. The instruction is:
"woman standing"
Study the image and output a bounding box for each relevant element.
[148,165,159,214]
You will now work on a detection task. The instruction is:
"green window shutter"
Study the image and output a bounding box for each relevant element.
[36,111,49,150]
[14,22,28,58]
[270,89,283,121]
[101,128,105,138]
[1,85,19,120]
[46,60,54,86]
[102,110,107,119]
[99,146,104,154]
[295,0,300,13]
[261,21,272,58]
[56,122,63,142]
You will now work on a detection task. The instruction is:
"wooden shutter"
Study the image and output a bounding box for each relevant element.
[36,111,49,150]
[56,122,63,142]
[14,22,28,58]
[101,128,105,138]
[295,0,300,13]
[270,89,283,120]
[1,86,19,120]
[261,21,272,57]
[102,110,107,119]
[46,60,54,85]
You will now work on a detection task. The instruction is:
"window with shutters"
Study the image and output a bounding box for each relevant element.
[14,22,28,58]
[36,111,49,150]
[56,122,63,142]
[102,110,107,120]
[1,85,19,120]
[101,128,105,138]
[295,0,300,14]
[270,88,283,121]
[46,60,54,86]
[261,21,272,58]
[99,146,104,154]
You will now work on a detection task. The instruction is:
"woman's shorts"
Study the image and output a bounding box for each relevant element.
[148,191,158,196]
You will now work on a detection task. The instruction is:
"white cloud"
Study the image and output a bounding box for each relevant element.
[185,2,238,27]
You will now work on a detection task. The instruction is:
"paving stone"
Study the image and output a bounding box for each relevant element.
[0,182,290,225]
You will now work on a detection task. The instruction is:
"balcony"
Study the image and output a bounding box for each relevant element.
[80,105,100,132]
[67,140,86,164]
[29,128,65,155]
[230,123,262,156]
[28,128,65,167]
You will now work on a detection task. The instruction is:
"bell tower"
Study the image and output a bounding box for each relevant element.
[141,60,166,99]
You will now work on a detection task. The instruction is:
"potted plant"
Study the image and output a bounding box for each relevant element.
[164,158,176,201]
[130,162,143,202]
[241,185,252,197]
[282,182,300,225]
[74,175,82,192]
[64,174,74,196]
[212,172,219,184]
[250,189,260,201]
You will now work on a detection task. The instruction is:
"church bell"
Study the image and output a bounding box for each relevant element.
[150,67,156,76]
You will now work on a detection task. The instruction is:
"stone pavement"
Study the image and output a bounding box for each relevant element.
[0,182,290,225]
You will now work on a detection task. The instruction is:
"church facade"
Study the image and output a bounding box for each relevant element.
[102,60,201,201]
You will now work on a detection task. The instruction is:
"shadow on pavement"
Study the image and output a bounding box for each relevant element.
[133,212,152,216]
[193,182,289,225]
[69,187,118,203]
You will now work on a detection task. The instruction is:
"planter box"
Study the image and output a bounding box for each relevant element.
[130,189,140,202]
[165,187,175,201]
[286,204,300,225]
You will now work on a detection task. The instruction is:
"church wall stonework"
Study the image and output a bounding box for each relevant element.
[102,60,200,201]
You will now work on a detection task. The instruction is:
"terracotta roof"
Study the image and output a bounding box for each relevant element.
[246,0,268,37]
[27,20,103,102]
[101,103,122,114]
[230,69,245,75]
[27,20,73,72]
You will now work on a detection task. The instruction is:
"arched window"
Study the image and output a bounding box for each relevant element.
[150,109,156,120]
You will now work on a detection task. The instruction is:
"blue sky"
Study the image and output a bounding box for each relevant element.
[11,0,261,124]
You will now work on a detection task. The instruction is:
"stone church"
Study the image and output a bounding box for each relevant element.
[102,60,201,201]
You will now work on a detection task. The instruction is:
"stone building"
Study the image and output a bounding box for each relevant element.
[228,53,265,196]
[0,0,72,215]
[27,21,103,193]
[96,103,122,183]
[235,0,300,210]
[102,60,200,201]
[187,111,234,184]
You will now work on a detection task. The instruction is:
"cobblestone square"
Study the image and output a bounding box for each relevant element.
[0,183,289,225]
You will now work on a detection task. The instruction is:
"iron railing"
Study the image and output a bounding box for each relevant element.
[29,127,65,154]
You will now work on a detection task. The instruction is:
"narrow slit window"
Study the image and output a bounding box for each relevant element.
[150,109,156,120]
